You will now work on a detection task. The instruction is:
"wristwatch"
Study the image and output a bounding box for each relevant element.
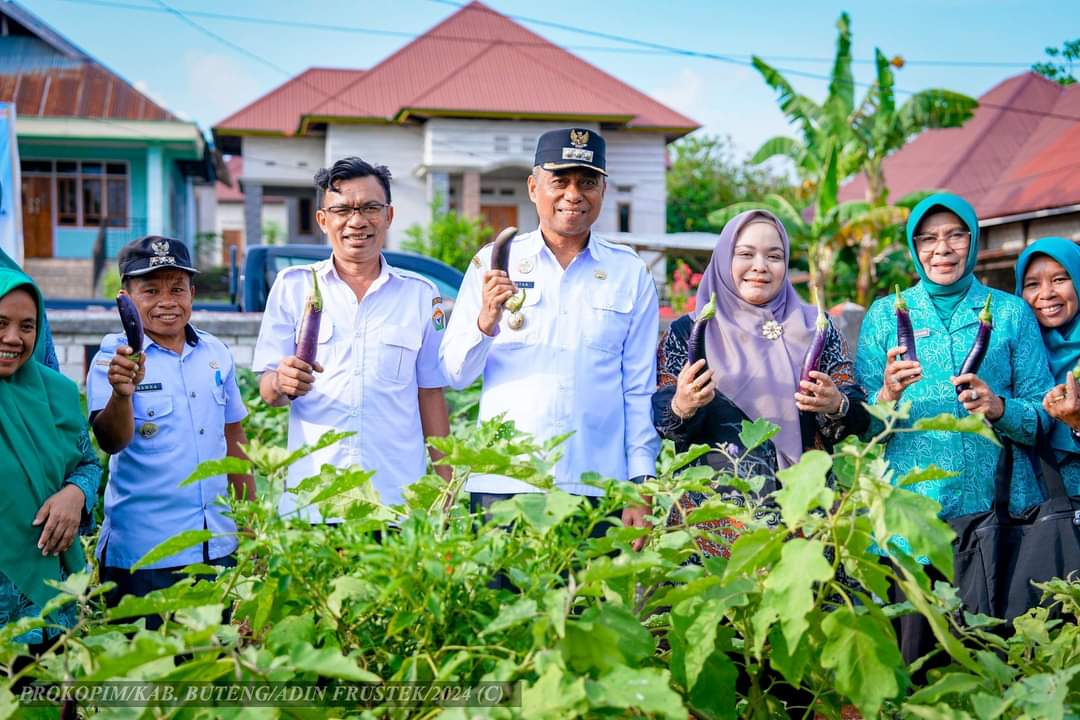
[824,393,850,420]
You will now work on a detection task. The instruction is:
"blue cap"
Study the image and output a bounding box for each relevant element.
[533,128,606,175]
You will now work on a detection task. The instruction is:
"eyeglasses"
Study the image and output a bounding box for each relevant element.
[913,229,970,250]
[321,203,389,220]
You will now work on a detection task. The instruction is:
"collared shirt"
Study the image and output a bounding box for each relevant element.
[252,256,447,519]
[440,229,660,496]
[87,326,247,570]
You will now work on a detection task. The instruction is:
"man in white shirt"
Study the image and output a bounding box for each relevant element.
[440,128,660,540]
[252,157,450,520]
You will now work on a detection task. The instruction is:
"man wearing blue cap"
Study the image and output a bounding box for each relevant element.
[441,128,660,547]
[87,236,253,619]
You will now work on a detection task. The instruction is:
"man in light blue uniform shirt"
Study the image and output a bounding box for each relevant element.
[87,236,252,619]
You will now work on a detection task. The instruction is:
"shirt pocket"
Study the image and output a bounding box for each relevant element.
[585,288,633,355]
[377,325,421,385]
[131,394,175,453]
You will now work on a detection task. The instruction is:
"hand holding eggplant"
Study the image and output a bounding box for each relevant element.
[106,345,145,398]
[32,484,85,556]
[274,355,324,400]
[951,373,1003,420]
[672,359,715,419]
[878,345,923,402]
[477,271,517,336]
[795,371,844,415]
[1043,371,1080,431]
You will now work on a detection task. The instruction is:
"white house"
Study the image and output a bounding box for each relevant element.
[211,0,698,251]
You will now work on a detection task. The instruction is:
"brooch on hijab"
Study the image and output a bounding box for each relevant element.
[761,320,783,341]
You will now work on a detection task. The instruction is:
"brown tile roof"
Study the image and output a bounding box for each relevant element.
[0,3,176,121]
[214,0,697,138]
[840,72,1080,220]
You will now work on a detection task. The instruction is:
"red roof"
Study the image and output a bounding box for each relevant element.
[215,1,696,138]
[840,72,1080,220]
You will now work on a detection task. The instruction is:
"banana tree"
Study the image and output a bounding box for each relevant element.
[732,12,978,306]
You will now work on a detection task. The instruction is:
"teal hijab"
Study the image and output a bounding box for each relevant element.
[906,193,981,322]
[1015,237,1080,452]
[0,248,47,365]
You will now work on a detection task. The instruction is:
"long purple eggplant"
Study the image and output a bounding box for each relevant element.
[955,294,993,395]
[800,285,829,384]
[687,292,717,368]
[115,292,143,361]
[295,268,323,366]
[895,284,917,363]
[489,226,518,274]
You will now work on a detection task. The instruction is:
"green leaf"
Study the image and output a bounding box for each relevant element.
[179,456,251,487]
[585,667,685,720]
[752,539,833,651]
[768,626,813,685]
[820,607,904,717]
[483,598,538,636]
[278,430,355,471]
[913,412,1001,446]
[724,528,784,581]
[676,597,731,691]
[488,491,585,536]
[265,614,315,651]
[288,644,381,682]
[903,703,976,720]
[521,665,586,718]
[907,672,984,704]
[561,604,655,674]
[130,529,214,571]
[738,418,779,452]
[898,464,960,488]
[1004,667,1080,720]
[879,488,955,577]
[251,579,276,632]
[774,450,834,527]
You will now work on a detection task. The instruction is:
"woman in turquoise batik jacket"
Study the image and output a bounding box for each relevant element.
[855,192,1052,663]
[1015,236,1080,496]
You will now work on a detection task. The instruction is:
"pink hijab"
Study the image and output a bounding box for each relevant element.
[694,210,817,467]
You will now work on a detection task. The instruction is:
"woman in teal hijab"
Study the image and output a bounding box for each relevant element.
[1015,237,1080,495]
[855,192,1052,664]
[0,267,101,648]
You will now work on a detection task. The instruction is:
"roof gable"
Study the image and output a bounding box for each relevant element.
[214,1,696,138]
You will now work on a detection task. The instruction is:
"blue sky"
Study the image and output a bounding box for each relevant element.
[19,0,1080,158]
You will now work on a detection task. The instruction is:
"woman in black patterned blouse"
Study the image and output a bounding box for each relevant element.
[652,210,869,558]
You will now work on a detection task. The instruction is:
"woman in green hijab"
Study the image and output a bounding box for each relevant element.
[0,267,101,648]
[1016,236,1080,496]
[855,192,1052,664]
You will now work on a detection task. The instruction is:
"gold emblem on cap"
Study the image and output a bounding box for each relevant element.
[507,312,525,331]
[518,258,534,274]
[594,270,607,280]
[151,239,170,256]
[139,422,159,439]
[569,129,590,148]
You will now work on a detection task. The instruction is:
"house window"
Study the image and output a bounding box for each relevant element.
[298,196,314,234]
[618,203,631,233]
[20,159,129,228]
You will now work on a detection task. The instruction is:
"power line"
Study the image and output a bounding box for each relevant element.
[45,0,1034,67]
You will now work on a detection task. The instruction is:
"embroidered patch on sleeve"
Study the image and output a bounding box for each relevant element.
[432,306,445,331]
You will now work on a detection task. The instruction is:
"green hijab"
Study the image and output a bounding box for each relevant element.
[0,268,86,609]
[0,247,47,366]
[906,193,981,322]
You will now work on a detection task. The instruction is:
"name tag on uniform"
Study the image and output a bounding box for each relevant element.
[513,281,535,289]
[914,328,931,338]
[135,382,163,393]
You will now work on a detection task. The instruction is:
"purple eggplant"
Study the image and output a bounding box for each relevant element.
[489,226,518,274]
[295,268,323,366]
[955,294,993,395]
[800,286,829,384]
[687,292,717,368]
[115,292,143,361]
[895,284,917,363]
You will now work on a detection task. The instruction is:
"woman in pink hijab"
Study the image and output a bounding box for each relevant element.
[653,209,869,557]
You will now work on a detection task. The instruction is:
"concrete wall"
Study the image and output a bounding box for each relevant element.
[47,309,263,385]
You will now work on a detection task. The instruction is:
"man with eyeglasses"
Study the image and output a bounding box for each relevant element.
[252,157,450,521]
[441,129,660,550]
